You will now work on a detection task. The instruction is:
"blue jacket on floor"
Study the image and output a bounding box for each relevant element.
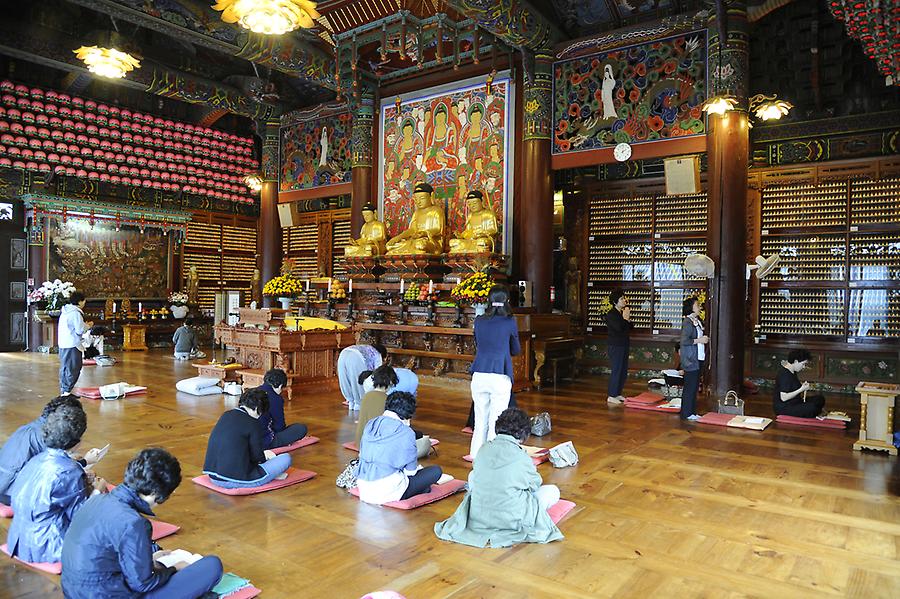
[61,484,175,598]
[7,448,89,562]
[0,416,45,499]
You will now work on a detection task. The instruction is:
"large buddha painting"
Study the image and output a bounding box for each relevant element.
[379,75,513,253]
[48,221,170,298]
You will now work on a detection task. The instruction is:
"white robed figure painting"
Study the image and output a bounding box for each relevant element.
[319,126,329,167]
[601,64,617,120]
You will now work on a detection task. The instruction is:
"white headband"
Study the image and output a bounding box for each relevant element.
[491,302,504,307]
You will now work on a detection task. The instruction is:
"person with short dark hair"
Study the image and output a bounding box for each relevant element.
[62,448,224,599]
[355,364,400,446]
[605,289,632,404]
[7,404,107,563]
[357,391,443,505]
[773,349,827,418]
[202,388,292,489]
[0,395,105,507]
[257,368,308,449]
[173,316,203,360]
[435,408,563,548]
[679,296,709,421]
[469,285,521,458]
[82,325,108,360]
[58,291,91,394]
[337,343,387,411]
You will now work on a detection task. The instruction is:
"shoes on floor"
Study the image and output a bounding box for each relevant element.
[607,396,624,404]
[275,472,289,481]
[686,414,702,421]
[616,395,626,402]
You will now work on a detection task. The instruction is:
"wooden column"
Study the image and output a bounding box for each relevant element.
[259,121,282,306]
[351,89,375,234]
[27,213,46,351]
[520,54,554,312]
[707,2,749,396]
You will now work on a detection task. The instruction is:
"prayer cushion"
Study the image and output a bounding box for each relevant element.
[343,438,438,453]
[175,376,222,396]
[0,543,62,574]
[192,468,316,495]
[271,436,320,455]
[547,499,576,525]
[348,479,466,509]
[776,415,846,429]
[623,399,679,413]
[625,391,666,404]
[149,519,180,540]
[0,503,12,518]
[74,385,146,399]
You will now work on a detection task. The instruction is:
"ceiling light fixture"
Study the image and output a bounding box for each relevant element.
[213,0,320,35]
[243,173,263,192]
[73,46,141,79]
[750,94,793,121]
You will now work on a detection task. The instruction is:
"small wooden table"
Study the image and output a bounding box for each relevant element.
[122,324,148,351]
[194,362,243,383]
[853,381,900,456]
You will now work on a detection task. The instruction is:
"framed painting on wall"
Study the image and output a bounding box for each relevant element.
[10,281,26,301]
[10,238,26,269]
[10,312,26,344]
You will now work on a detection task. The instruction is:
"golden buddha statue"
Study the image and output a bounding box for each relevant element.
[385,182,445,255]
[449,190,499,254]
[344,203,387,257]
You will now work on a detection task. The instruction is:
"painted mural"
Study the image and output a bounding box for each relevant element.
[279,112,353,192]
[379,77,512,248]
[553,31,707,155]
[49,221,170,298]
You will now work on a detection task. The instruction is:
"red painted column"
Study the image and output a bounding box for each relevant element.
[259,122,282,307]
[351,90,375,235]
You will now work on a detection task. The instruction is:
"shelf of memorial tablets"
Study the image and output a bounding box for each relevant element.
[757,280,900,289]
[753,333,898,347]
[587,280,708,289]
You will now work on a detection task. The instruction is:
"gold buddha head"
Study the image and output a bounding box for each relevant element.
[413,182,434,208]
[434,103,448,128]
[465,190,484,212]
[361,203,376,223]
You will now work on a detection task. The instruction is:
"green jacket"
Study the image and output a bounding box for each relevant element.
[434,434,563,548]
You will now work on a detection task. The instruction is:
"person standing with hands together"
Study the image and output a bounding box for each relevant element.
[605,290,633,404]
[679,297,709,420]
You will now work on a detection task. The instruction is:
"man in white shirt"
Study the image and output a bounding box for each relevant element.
[58,292,91,395]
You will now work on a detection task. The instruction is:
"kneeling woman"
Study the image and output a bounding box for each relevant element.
[62,448,223,599]
[7,403,107,563]
[356,391,442,505]
[203,388,292,489]
[435,408,563,548]
[774,348,826,418]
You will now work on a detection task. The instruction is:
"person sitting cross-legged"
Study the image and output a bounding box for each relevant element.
[61,448,223,599]
[435,408,563,548]
[202,388,292,489]
[356,391,442,505]
[257,368,308,450]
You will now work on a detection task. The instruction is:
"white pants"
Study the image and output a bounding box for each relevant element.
[469,372,512,458]
[535,484,561,511]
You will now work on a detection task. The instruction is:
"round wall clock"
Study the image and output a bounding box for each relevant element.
[613,142,632,162]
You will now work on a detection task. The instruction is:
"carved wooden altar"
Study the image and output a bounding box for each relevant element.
[215,317,355,400]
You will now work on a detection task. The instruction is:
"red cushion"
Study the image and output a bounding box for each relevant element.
[343,438,438,453]
[0,503,12,518]
[625,391,666,405]
[624,400,679,413]
[270,436,320,456]
[463,450,548,466]
[776,415,846,429]
[73,386,147,400]
[348,479,466,509]
[192,468,316,495]
[0,543,62,574]
[149,519,180,540]
[547,499,576,525]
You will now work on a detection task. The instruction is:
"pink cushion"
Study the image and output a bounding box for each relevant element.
[463,452,548,466]
[776,415,846,429]
[698,412,735,426]
[343,438,439,453]
[0,543,62,574]
[150,519,180,540]
[271,436,320,455]
[74,386,147,399]
[348,479,466,509]
[547,499,576,525]
[82,359,97,365]
[192,468,316,495]
[699,413,773,430]
[460,427,473,435]
[226,586,262,599]
[624,400,679,413]
[360,593,407,599]
[625,391,666,405]
[0,503,12,518]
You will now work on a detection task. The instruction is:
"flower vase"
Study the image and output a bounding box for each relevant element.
[170,305,189,319]
[279,297,292,310]
[473,303,487,317]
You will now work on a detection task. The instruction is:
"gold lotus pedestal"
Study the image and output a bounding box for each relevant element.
[443,253,509,283]
[378,254,447,283]
[343,255,383,281]
[853,381,900,456]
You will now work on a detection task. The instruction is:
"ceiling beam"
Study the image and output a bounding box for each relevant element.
[62,0,338,91]
[443,0,563,52]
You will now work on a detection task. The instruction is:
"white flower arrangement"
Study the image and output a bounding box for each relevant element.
[28,279,77,310]
[168,291,189,306]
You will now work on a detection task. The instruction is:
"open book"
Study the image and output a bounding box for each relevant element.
[156,549,203,568]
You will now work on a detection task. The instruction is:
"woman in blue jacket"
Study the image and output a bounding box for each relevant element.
[679,296,709,421]
[61,448,223,599]
[356,392,443,505]
[469,285,521,458]
[257,368,308,450]
[7,403,107,563]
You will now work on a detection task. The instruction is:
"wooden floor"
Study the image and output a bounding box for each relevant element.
[1,350,899,599]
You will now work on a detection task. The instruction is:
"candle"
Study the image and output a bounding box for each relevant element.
[428,280,433,293]
[138,302,142,312]
[400,279,405,293]
[328,279,332,292]
[305,279,310,292]
[112,301,116,314]
[348,279,353,293]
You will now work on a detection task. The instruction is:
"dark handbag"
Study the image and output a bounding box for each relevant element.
[530,412,552,436]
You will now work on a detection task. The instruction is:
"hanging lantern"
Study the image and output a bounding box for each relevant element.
[212,0,320,35]
[701,94,739,116]
[73,47,141,79]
